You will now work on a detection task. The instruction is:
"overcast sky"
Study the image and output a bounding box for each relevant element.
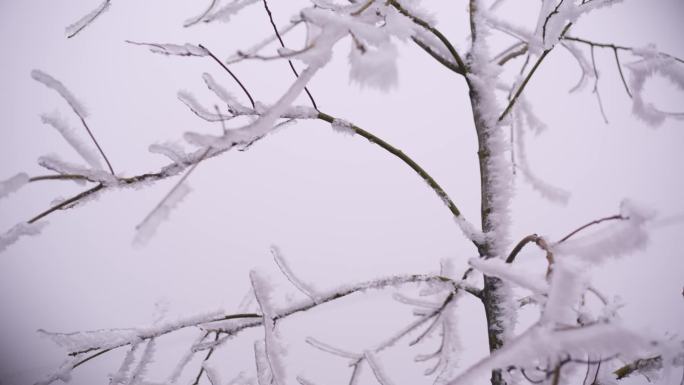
[0,1,683,384]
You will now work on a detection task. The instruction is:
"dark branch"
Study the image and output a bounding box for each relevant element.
[555,214,624,244]
[388,0,467,75]
[200,44,256,109]
[260,0,319,110]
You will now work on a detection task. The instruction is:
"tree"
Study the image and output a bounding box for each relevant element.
[0,1,683,385]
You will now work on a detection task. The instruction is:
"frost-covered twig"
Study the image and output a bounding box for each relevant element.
[316,112,482,247]
[66,0,111,38]
[201,44,256,109]
[260,0,319,110]
[31,70,115,175]
[555,214,624,244]
[271,245,321,303]
[505,234,552,264]
[191,333,220,385]
[387,0,466,75]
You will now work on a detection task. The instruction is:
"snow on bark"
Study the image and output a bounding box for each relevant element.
[0,173,29,200]
[40,112,104,170]
[454,216,486,245]
[331,118,355,136]
[0,222,48,253]
[65,0,111,38]
[31,70,88,118]
[468,5,513,257]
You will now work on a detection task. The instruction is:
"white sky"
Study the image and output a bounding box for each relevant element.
[0,1,682,384]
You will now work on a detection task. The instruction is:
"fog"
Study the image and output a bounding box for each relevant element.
[0,1,682,384]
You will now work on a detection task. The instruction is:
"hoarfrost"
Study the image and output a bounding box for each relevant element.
[514,112,570,205]
[35,356,79,385]
[40,112,103,170]
[271,245,321,303]
[202,72,252,114]
[562,41,594,93]
[541,260,586,325]
[65,0,111,38]
[365,351,397,385]
[254,340,273,385]
[469,258,547,295]
[627,48,684,127]
[445,323,649,385]
[331,118,355,136]
[39,309,226,353]
[349,41,399,91]
[0,173,29,200]
[109,342,140,384]
[126,41,208,57]
[305,337,361,359]
[149,142,191,165]
[178,90,234,122]
[38,154,115,184]
[134,183,191,246]
[554,200,653,261]
[250,270,288,385]
[0,222,49,253]
[185,0,259,26]
[467,1,512,257]
[128,339,156,384]
[31,70,88,118]
[454,216,486,245]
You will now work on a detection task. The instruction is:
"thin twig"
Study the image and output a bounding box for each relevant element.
[499,24,572,122]
[29,174,90,183]
[388,0,467,75]
[261,0,319,110]
[27,184,104,224]
[499,49,552,122]
[77,115,115,175]
[412,36,463,74]
[555,214,624,244]
[191,332,221,385]
[200,44,256,109]
[316,112,480,249]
